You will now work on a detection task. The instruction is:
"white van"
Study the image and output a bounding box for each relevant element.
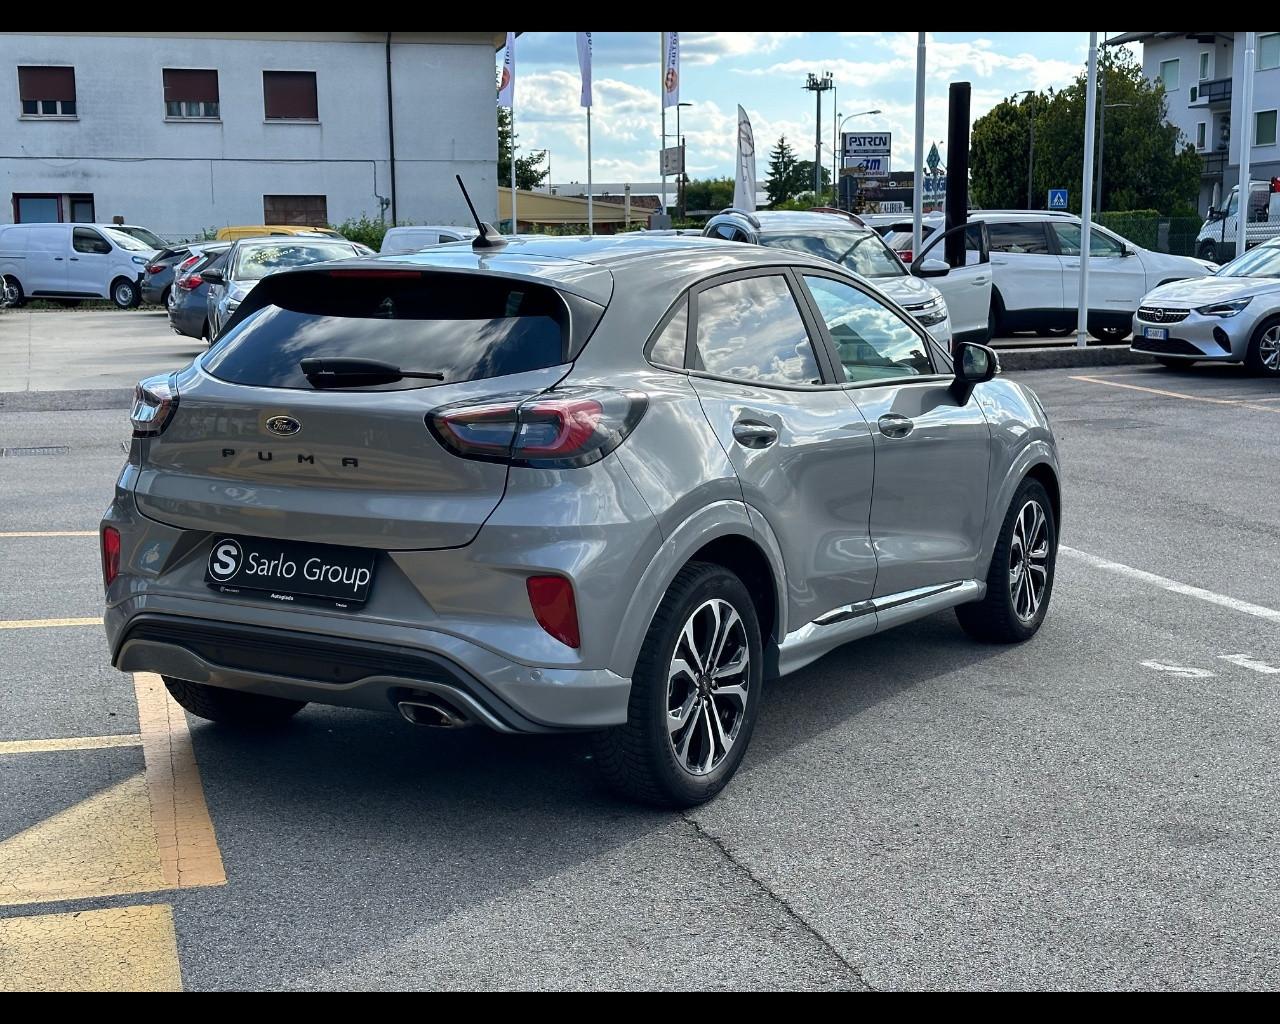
[378,225,477,255]
[0,223,159,307]
[1196,180,1280,263]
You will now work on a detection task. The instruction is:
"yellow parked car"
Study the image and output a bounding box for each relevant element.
[214,225,344,241]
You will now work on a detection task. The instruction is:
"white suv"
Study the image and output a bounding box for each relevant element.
[979,211,1215,341]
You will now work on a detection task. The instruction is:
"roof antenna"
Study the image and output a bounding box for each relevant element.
[456,175,508,250]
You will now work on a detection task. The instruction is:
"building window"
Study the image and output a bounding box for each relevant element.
[263,71,318,121]
[1159,58,1180,92]
[1255,110,1278,147]
[1199,51,1213,81]
[1196,122,1207,150]
[163,68,219,119]
[18,65,76,116]
[1260,34,1280,72]
[263,194,328,227]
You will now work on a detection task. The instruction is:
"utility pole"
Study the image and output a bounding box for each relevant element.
[1238,32,1257,261]
[804,72,834,196]
[1077,32,1099,348]
[1016,90,1035,209]
[913,32,925,259]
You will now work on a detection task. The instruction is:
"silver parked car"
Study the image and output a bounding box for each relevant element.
[1132,236,1280,375]
[101,234,1061,806]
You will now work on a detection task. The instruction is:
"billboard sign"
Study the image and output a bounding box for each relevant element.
[842,131,891,177]
[661,145,684,176]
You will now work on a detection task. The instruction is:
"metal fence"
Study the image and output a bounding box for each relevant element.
[1096,213,1203,258]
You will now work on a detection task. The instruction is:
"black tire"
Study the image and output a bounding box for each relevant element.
[200,320,212,346]
[987,292,1005,342]
[111,277,140,309]
[1089,324,1131,343]
[1198,240,1218,264]
[592,561,764,808]
[162,286,173,310]
[1155,357,1196,370]
[955,478,1057,644]
[2,275,26,308]
[1245,314,1280,377]
[163,676,306,726]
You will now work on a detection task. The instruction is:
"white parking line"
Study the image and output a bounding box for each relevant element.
[1060,546,1280,626]
[1218,654,1280,674]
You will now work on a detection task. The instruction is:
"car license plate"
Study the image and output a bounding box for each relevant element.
[205,535,375,607]
[1144,326,1169,340]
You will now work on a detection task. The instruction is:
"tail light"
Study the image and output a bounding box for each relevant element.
[130,374,179,437]
[101,526,121,588]
[1271,177,1280,194]
[427,388,647,469]
[900,249,914,263]
[178,273,203,290]
[146,263,165,274]
[526,575,580,648]
[177,254,200,273]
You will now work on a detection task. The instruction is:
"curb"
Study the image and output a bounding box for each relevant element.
[0,388,134,413]
[997,346,1155,371]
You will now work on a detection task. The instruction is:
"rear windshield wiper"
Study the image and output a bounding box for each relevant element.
[300,358,445,387]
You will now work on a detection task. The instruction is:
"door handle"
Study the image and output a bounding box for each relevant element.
[972,275,988,285]
[69,257,79,261]
[53,257,64,261]
[877,413,914,439]
[732,421,778,448]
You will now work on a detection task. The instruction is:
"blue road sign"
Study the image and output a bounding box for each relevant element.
[1048,188,1068,210]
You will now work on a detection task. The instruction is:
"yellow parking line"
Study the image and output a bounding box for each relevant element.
[0,617,103,629]
[0,531,97,538]
[0,905,183,992]
[0,734,142,755]
[1070,375,1280,413]
[133,672,227,889]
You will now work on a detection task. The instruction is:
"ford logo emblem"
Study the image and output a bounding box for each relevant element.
[266,415,302,437]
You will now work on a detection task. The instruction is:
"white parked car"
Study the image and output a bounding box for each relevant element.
[978,211,1216,341]
[379,225,478,254]
[1132,236,1280,375]
[0,222,160,307]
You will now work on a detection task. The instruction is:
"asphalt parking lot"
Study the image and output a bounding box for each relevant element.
[2,308,1280,990]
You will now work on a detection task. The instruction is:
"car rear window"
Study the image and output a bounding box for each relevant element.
[202,270,582,391]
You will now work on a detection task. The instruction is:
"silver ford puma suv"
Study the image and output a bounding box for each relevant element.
[101,233,1060,807]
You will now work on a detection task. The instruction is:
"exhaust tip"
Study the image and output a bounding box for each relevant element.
[397,698,470,729]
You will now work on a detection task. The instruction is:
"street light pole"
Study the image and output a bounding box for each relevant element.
[1017,90,1035,209]
[804,72,834,197]
[675,102,690,220]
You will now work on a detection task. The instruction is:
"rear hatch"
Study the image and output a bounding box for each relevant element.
[133,263,608,549]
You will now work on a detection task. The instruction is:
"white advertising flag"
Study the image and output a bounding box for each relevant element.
[662,32,679,108]
[577,32,592,107]
[734,105,756,212]
[497,31,515,108]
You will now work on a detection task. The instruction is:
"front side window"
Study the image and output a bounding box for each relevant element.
[163,68,220,119]
[987,222,1050,255]
[693,275,822,386]
[18,65,76,116]
[649,301,688,366]
[758,228,906,279]
[1051,224,1124,257]
[1259,34,1280,71]
[72,227,110,255]
[1160,58,1180,92]
[803,275,932,382]
[1255,110,1278,147]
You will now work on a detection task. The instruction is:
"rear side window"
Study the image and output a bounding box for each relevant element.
[693,275,822,386]
[649,301,688,367]
[988,222,1050,255]
[203,271,584,391]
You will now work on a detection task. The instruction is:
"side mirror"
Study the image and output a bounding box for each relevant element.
[911,257,950,278]
[201,268,226,285]
[950,341,999,402]
[1207,207,1218,220]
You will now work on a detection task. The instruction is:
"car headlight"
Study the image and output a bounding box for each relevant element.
[910,296,949,327]
[1195,297,1252,317]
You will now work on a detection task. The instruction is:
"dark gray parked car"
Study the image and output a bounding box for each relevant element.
[167,244,230,343]
[142,245,195,308]
[102,234,1060,806]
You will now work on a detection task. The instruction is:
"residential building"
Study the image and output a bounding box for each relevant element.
[1109,32,1280,215]
[2,32,504,240]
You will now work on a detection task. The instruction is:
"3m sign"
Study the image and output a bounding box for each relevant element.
[842,131,891,178]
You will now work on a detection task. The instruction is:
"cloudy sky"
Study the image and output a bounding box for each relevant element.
[500,32,1139,185]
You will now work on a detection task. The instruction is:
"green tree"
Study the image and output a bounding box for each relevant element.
[765,136,799,206]
[788,161,831,202]
[971,49,1200,215]
[497,106,549,192]
[684,177,735,213]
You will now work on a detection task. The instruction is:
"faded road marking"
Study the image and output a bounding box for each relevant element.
[1140,660,1216,679]
[1061,546,1280,626]
[0,617,102,630]
[1069,375,1280,413]
[0,531,97,538]
[133,672,226,889]
[0,904,182,992]
[1219,654,1280,674]
[0,734,141,756]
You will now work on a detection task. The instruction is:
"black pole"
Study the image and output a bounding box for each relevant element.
[386,32,397,224]
[944,81,970,271]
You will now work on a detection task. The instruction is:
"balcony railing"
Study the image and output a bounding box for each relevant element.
[1201,76,1232,105]
[1201,150,1227,177]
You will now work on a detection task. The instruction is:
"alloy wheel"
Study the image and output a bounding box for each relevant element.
[1259,325,1280,373]
[1008,499,1050,623]
[666,598,750,777]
